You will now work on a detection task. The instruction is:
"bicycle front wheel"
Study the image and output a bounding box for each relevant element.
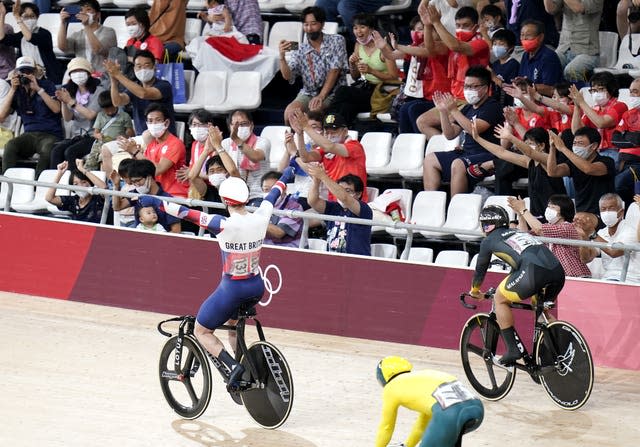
[240,341,294,429]
[535,321,594,410]
[158,335,213,419]
[460,313,516,401]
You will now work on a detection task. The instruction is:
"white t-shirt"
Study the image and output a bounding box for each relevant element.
[430,0,475,35]
[597,219,640,283]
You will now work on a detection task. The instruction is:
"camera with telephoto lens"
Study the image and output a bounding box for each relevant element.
[629,6,640,24]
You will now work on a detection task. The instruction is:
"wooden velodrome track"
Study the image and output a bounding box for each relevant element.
[1,291,639,447]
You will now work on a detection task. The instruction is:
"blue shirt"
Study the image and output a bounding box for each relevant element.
[519,45,563,87]
[505,0,559,47]
[125,77,176,135]
[13,78,63,139]
[324,200,373,256]
[460,98,504,155]
[491,58,520,106]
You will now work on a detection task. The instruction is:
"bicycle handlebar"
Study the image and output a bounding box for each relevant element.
[157,316,191,337]
[459,287,496,310]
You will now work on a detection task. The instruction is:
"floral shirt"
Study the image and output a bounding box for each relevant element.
[287,33,348,97]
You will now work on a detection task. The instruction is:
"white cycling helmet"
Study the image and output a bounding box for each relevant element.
[218,177,249,206]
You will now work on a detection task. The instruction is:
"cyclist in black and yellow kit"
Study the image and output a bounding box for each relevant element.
[469,205,565,365]
[375,356,484,447]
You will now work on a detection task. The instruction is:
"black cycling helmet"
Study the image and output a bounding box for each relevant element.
[479,205,509,233]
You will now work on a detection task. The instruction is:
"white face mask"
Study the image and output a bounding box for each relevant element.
[208,173,227,187]
[75,190,89,199]
[236,126,252,141]
[328,134,343,144]
[23,19,37,32]
[126,24,142,38]
[190,126,208,142]
[628,96,640,109]
[513,97,524,108]
[544,207,560,224]
[572,144,591,159]
[135,68,155,83]
[86,12,94,25]
[147,122,167,138]
[464,89,481,105]
[591,91,608,107]
[600,210,620,227]
[136,178,151,194]
[70,71,89,86]
[303,132,313,146]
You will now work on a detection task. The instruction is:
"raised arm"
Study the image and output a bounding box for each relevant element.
[471,121,530,169]
[45,161,68,207]
[307,164,363,216]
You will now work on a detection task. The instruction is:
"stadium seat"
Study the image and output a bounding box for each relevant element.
[411,190,447,238]
[175,121,186,141]
[375,0,412,14]
[407,247,434,263]
[184,18,203,45]
[187,0,208,10]
[599,31,619,69]
[259,0,287,12]
[262,21,270,46]
[307,238,327,251]
[360,131,392,170]
[366,186,379,201]
[371,243,398,259]
[285,0,314,14]
[207,71,261,113]
[579,86,595,107]
[424,134,460,155]
[0,167,35,211]
[469,253,511,272]
[383,188,413,237]
[174,71,227,113]
[11,170,58,214]
[618,88,633,108]
[267,21,303,50]
[103,15,129,50]
[441,193,483,241]
[433,250,469,267]
[261,125,290,169]
[38,13,81,56]
[183,69,196,105]
[113,1,148,8]
[368,133,426,176]
[594,33,640,75]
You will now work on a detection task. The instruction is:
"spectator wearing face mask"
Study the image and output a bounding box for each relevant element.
[219,109,270,206]
[517,19,562,98]
[581,193,640,283]
[105,49,177,135]
[260,170,304,248]
[128,103,188,198]
[508,194,592,278]
[0,1,63,84]
[58,0,117,77]
[546,127,616,215]
[290,110,368,202]
[124,7,164,63]
[569,71,628,169]
[613,77,640,206]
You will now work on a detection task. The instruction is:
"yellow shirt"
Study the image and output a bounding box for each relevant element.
[375,369,458,447]
[358,46,387,84]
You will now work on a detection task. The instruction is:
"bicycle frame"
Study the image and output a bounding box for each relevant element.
[157,310,268,389]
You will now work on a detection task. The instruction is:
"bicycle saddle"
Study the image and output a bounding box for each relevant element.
[237,301,258,317]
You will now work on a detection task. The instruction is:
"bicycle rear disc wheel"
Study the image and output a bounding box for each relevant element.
[158,335,213,419]
[240,341,294,429]
[535,321,594,410]
[460,313,516,400]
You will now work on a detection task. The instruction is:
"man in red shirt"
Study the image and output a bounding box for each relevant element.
[290,110,368,202]
[132,103,188,198]
[570,71,628,169]
[613,77,640,205]
[417,4,490,139]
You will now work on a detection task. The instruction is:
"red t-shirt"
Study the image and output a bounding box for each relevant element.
[422,53,449,100]
[448,36,490,100]
[317,139,368,202]
[615,107,640,158]
[126,35,165,62]
[544,104,573,133]
[514,108,546,137]
[581,98,628,150]
[144,133,189,198]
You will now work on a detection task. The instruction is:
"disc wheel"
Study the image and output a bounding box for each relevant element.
[460,313,516,400]
[535,321,594,410]
[159,335,213,419]
[240,341,294,429]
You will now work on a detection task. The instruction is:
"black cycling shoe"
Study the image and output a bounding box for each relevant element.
[226,364,245,391]
[499,349,523,366]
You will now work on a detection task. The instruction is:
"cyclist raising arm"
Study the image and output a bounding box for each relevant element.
[469,205,565,365]
[141,166,294,388]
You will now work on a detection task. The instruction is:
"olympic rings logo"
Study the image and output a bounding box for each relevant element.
[258,264,282,307]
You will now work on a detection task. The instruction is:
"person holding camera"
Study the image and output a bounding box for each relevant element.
[0,56,62,176]
[617,0,640,39]
[0,0,62,84]
[58,0,116,76]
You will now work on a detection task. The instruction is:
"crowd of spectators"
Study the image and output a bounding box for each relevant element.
[0,0,637,283]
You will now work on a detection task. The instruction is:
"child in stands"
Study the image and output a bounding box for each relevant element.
[136,205,166,232]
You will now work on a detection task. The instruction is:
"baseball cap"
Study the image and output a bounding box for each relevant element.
[323,113,348,129]
[16,56,35,72]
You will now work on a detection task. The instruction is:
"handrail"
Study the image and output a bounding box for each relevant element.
[2,175,639,281]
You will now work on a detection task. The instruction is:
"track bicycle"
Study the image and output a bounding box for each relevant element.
[459,287,594,410]
[157,301,294,428]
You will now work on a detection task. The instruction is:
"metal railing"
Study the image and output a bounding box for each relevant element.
[2,175,640,281]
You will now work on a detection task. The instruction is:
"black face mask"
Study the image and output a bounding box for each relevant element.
[307,31,322,41]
